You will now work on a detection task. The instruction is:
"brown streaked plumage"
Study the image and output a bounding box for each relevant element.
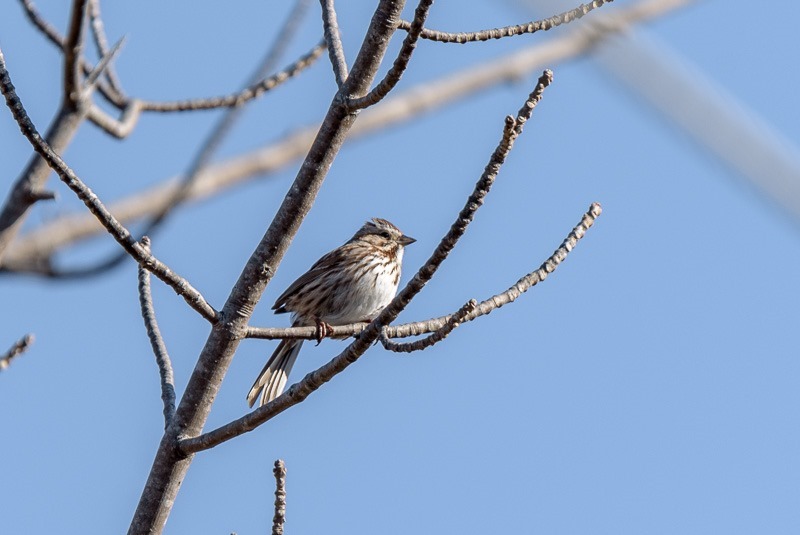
[247,218,415,407]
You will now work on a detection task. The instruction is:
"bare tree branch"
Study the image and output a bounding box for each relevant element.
[128,2,411,532]
[0,334,34,372]
[320,0,349,86]
[19,0,73,52]
[87,0,126,98]
[137,237,177,430]
[0,109,83,263]
[396,0,613,43]
[138,42,326,112]
[18,0,126,109]
[347,0,433,110]
[1,0,125,264]
[44,0,314,278]
[179,70,555,455]
[247,202,601,342]
[380,299,476,353]
[1,0,683,273]
[19,0,326,116]
[0,0,93,262]
[386,202,603,335]
[81,35,126,98]
[0,50,219,322]
[272,460,287,535]
[86,98,143,139]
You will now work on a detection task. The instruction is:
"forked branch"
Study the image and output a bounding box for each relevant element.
[18,0,325,116]
[379,299,476,352]
[59,0,314,277]
[0,49,218,322]
[347,0,433,110]
[179,70,556,454]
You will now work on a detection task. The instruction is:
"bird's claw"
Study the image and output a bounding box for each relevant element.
[314,317,333,346]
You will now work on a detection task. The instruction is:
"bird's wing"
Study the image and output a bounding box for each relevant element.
[272,246,348,313]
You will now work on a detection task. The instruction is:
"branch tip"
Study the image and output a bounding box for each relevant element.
[272,459,287,535]
[1,333,35,371]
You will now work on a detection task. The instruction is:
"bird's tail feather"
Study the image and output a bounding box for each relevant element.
[247,339,304,408]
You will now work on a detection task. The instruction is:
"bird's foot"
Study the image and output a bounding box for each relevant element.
[314,317,333,346]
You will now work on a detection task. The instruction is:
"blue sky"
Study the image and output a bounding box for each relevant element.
[1,1,799,533]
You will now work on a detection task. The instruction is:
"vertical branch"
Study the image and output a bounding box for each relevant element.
[272,460,287,535]
[320,0,349,86]
[137,237,176,429]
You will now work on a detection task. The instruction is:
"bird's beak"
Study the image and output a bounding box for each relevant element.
[399,234,416,246]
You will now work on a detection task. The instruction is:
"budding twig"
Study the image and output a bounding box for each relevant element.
[0,49,219,322]
[396,0,614,43]
[272,460,287,535]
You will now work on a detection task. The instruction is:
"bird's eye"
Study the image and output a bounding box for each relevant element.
[380,231,391,239]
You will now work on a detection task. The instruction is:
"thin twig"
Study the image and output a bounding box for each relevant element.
[137,236,177,429]
[320,0,349,87]
[179,71,555,454]
[139,41,325,112]
[87,0,126,97]
[19,0,71,50]
[0,334,34,372]
[347,0,433,110]
[272,460,287,535]
[82,35,126,97]
[383,202,603,338]
[396,0,613,43]
[380,299,475,353]
[3,0,682,271]
[0,49,218,322]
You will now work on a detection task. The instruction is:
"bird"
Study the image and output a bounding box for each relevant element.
[247,218,415,407]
